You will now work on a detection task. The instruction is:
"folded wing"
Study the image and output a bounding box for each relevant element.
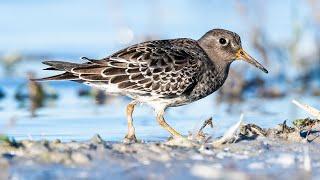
[37,39,204,97]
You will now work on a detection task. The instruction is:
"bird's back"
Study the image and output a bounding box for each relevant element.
[35,38,232,107]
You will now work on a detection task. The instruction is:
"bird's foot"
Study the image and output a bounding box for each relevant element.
[123,134,139,144]
[165,136,199,147]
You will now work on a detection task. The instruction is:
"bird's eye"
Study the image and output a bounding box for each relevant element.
[219,38,227,45]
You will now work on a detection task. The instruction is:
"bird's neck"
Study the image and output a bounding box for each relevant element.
[214,60,231,79]
[185,61,230,102]
[210,60,231,89]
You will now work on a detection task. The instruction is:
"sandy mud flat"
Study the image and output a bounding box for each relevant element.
[0,119,319,179]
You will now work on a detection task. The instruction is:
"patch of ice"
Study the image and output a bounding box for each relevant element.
[248,162,265,170]
[191,164,246,180]
[191,154,204,161]
[233,154,249,160]
[216,152,231,159]
[303,146,312,172]
[267,153,295,168]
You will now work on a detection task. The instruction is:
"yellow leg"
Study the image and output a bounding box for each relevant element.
[156,108,183,138]
[124,101,138,143]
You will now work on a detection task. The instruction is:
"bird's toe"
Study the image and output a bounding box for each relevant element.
[165,136,199,147]
[123,134,139,144]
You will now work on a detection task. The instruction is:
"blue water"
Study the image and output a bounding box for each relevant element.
[0,77,319,142]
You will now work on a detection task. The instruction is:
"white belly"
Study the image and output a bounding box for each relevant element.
[83,82,190,109]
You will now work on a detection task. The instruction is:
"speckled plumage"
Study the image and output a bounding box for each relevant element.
[36,29,267,141]
[39,38,229,107]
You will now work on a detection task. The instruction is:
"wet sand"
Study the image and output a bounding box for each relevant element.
[1,119,319,179]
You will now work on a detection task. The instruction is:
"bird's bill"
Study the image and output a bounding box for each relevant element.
[236,48,268,73]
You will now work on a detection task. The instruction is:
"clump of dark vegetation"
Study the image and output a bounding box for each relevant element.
[237,118,320,143]
[0,135,20,148]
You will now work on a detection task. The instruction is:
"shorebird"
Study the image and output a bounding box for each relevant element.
[35,29,268,143]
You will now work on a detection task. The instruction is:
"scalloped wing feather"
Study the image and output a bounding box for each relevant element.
[39,39,205,97]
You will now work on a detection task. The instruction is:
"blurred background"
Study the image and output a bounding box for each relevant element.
[0,0,319,141]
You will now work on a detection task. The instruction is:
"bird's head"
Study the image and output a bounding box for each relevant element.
[198,29,268,73]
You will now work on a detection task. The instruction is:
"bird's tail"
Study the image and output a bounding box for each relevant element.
[31,61,81,81]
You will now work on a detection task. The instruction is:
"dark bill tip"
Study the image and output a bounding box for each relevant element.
[236,49,268,74]
[261,67,268,74]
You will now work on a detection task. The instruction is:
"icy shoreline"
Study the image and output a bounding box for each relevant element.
[1,119,319,180]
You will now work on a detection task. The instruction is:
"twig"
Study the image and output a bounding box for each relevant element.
[197,117,213,135]
[190,117,213,143]
[292,99,320,119]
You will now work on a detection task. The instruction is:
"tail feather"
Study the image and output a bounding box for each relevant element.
[81,57,107,65]
[43,67,61,71]
[31,72,79,81]
[42,61,81,72]
[34,59,106,82]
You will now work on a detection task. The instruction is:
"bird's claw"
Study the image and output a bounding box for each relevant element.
[123,134,139,144]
